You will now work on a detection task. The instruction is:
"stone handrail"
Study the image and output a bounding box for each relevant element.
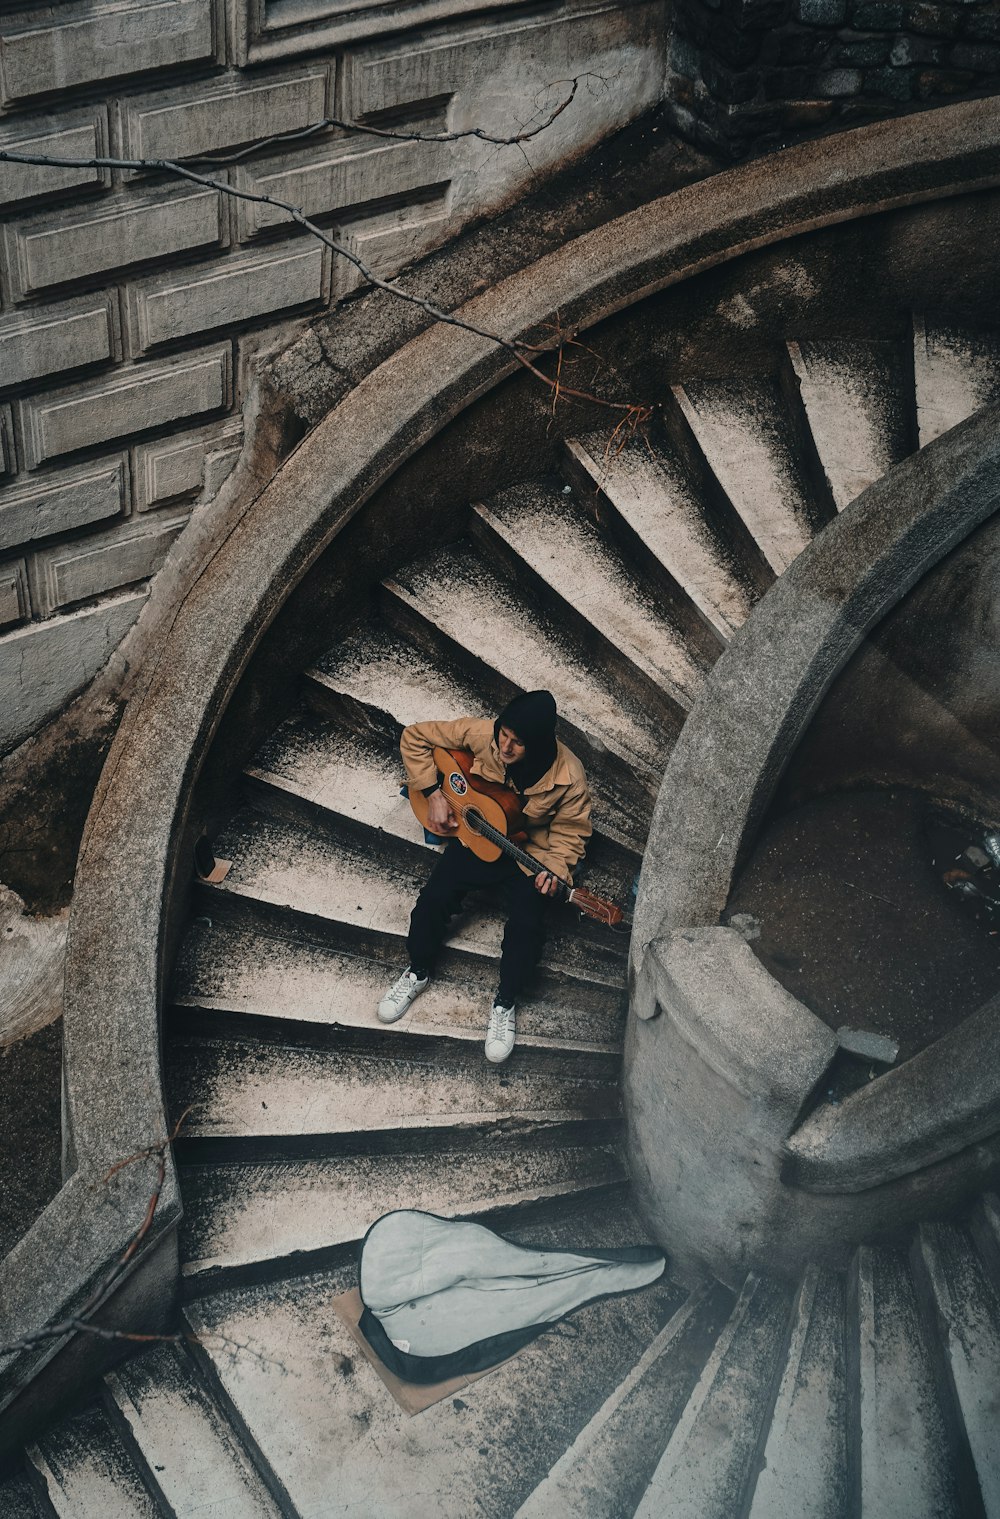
[3,98,1000,1450]
[783,994,1000,1193]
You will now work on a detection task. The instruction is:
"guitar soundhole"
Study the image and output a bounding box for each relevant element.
[464,806,485,834]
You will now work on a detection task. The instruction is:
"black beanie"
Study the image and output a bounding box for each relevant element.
[494,690,558,792]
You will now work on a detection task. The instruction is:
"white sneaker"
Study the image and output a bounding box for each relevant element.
[485,1001,516,1064]
[377,969,429,1024]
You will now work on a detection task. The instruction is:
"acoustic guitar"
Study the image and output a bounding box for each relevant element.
[407,746,625,928]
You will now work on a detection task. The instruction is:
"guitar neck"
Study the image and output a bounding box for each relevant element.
[467,811,566,887]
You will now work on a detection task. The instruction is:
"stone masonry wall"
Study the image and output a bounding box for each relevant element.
[0,0,665,756]
[665,0,1000,154]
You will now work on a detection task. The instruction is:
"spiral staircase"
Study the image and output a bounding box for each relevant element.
[5,86,996,1506]
[1,300,998,1518]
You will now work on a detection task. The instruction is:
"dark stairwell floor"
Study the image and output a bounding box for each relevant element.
[724,786,1000,1064]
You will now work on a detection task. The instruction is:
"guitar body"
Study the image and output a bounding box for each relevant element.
[408,746,527,861]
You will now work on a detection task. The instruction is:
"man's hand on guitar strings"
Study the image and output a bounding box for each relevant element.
[427,789,459,833]
[534,870,560,897]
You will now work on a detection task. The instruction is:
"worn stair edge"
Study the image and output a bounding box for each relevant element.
[515,1280,734,1519]
[914,1222,1000,1518]
[853,1246,965,1519]
[561,434,757,644]
[26,1406,161,1519]
[103,1343,281,1519]
[746,1265,848,1519]
[634,1274,795,1519]
[178,1141,627,1284]
[469,494,706,714]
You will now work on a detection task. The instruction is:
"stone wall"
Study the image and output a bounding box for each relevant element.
[666,0,1000,154]
[0,0,664,756]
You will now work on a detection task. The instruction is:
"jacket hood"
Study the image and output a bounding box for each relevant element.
[494,690,558,792]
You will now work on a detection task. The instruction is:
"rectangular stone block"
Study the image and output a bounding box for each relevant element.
[334,195,449,297]
[234,137,448,238]
[241,0,526,63]
[0,109,109,206]
[0,293,120,390]
[134,418,242,509]
[0,590,146,755]
[3,187,225,300]
[0,457,129,553]
[0,559,29,628]
[117,69,328,173]
[19,345,233,467]
[0,0,217,106]
[126,244,328,351]
[30,511,189,613]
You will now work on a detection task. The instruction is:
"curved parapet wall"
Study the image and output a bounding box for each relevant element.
[626,400,1000,1286]
[2,99,1000,1453]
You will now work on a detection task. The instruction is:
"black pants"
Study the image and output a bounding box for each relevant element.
[407,843,552,1005]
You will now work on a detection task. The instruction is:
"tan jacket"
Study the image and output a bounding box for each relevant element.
[399,716,592,882]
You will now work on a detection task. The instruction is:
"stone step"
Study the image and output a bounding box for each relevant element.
[201,810,627,989]
[854,1246,963,1519]
[471,481,708,708]
[178,1137,626,1285]
[746,1265,848,1519]
[563,433,763,641]
[304,616,649,856]
[913,312,1000,448]
[244,704,640,886]
[26,1405,159,1518]
[382,538,673,778]
[915,1222,1000,1515]
[166,1031,620,1151]
[515,1280,734,1518]
[787,339,914,511]
[672,377,826,574]
[103,1344,282,1519]
[634,1274,795,1519]
[171,919,625,1055]
[184,1193,687,1519]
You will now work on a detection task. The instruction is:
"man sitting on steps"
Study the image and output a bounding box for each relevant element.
[376,689,593,1064]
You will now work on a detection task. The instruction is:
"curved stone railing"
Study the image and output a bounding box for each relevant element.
[626,400,1000,1288]
[2,98,999,1453]
[784,993,1000,1193]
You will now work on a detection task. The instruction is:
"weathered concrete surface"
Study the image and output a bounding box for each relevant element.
[635,1275,795,1519]
[854,1247,960,1518]
[747,1267,848,1519]
[4,100,1000,1456]
[516,1282,734,1519]
[626,929,837,1283]
[785,994,1000,1193]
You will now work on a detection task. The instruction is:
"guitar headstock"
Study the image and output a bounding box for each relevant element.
[570,887,625,927]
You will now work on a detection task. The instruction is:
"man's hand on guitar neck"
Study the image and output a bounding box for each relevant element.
[427,786,459,833]
[535,870,559,897]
